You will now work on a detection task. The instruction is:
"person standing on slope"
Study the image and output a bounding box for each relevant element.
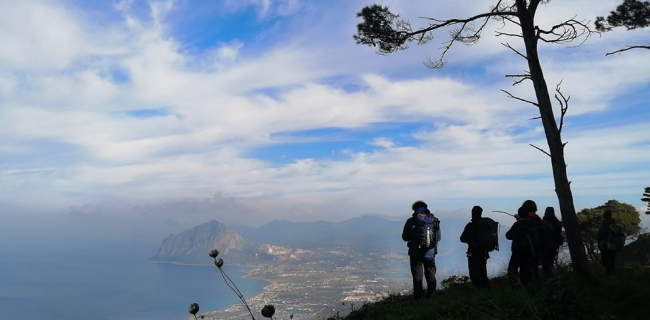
[541,207,564,277]
[402,200,441,299]
[505,200,542,285]
[459,205,491,289]
[597,210,618,275]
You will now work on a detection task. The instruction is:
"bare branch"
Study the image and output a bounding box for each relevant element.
[606,45,650,56]
[530,143,552,158]
[415,3,516,68]
[424,16,495,68]
[505,72,531,86]
[502,43,527,59]
[495,31,523,38]
[554,81,570,133]
[501,89,539,106]
[503,15,521,27]
[536,18,597,47]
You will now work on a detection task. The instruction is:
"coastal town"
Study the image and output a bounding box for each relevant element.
[196,247,410,320]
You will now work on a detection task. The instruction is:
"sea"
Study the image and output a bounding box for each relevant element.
[0,216,268,320]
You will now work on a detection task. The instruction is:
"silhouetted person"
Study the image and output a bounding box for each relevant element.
[507,207,525,284]
[402,200,441,298]
[541,207,563,277]
[597,210,617,275]
[505,200,542,285]
[460,205,490,289]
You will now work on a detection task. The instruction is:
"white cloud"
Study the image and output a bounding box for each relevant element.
[0,0,648,224]
[369,138,395,149]
[224,0,302,18]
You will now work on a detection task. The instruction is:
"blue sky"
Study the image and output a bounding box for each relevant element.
[0,0,649,227]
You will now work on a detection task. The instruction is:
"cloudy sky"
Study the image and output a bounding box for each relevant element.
[1,0,648,227]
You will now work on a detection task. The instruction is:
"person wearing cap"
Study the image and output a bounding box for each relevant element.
[401,200,441,298]
[597,210,617,275]
[460,205,490,289]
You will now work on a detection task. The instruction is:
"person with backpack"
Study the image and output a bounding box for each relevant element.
[597,210,619,275]
[541,207,563,277]
[505,200,543,285]
[402,200,441,299]
[460,205,497,289]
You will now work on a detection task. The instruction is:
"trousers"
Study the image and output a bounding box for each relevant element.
[410,256,437,298]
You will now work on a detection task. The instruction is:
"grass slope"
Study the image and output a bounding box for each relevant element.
[342,267,650,320]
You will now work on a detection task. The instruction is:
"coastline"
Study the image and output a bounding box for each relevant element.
[195,260,395,320]
[192,265,277,320]
[146,259,213,267]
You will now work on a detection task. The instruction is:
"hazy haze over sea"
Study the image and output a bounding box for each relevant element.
[0,214,267,320]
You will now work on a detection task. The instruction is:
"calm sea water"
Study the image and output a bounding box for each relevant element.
[0,230,268,320]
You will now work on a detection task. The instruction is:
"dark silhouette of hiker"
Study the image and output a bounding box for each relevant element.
[541,207,563,277]
[402,200,441,298]
[507,206,525,284]
[506,200,542,285]
[460,205,490,289]
[597,210,617,275]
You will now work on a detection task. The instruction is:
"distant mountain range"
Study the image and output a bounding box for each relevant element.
[149,215,409,265]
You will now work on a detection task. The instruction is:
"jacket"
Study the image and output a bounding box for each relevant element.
[460,218,483,254]
[402,212,441,260]
[505,213,542,254]
[542,216,563,249]
[596,217,617,250]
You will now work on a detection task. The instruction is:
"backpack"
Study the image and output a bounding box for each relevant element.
[519,219,542,258]
[606,224,626,251]
[542,219,564,250]
[411,213,440,249]
[477,217,499,252]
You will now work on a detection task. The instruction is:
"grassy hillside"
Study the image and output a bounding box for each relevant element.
[340,233,650,320]
[342,266,650,320]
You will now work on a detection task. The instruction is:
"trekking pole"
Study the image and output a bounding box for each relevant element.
[492,210,515,217]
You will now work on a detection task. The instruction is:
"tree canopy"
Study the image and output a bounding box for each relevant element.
[577,200,642,263]
[353,0,592,274]
[642,186,650,214]
[595,0,650,55]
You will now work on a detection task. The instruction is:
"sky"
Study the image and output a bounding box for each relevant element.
[1,0,649,229]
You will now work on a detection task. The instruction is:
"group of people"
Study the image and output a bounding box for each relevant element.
[503,200,563,286]
[401,199,609,296]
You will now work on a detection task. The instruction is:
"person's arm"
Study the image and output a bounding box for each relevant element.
[402,218,412,242]
[505,222,520,240]
[460,223,470,243]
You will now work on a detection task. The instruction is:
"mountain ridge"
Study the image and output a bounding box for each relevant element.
[151,215,410,265]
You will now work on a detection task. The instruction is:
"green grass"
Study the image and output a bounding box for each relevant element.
[342,266,650,320]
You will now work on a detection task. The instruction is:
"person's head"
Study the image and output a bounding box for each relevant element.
[603,209,613,219]
[543,207,556,218]
[412,200,428,212]
[516,206,526,219]
[471,205,483,219]
[521,200,537,213]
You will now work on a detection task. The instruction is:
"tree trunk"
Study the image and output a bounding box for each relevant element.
[515,0,590,274]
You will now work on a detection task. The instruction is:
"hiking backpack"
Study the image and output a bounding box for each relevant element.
[520,220,542,258]
[542,219,564,250]
[606,224,626,251]
[477,217,499,252]
[411,213,440,249]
